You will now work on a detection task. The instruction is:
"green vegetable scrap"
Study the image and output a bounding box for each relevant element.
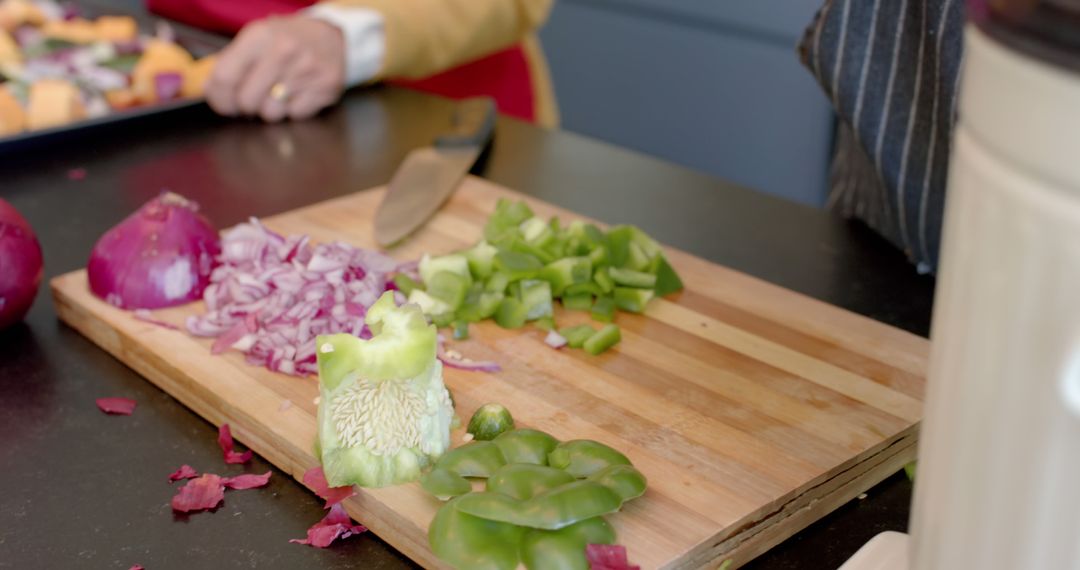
[422,418,647,570]
[467,403,516,441]
[315,292,454,488]
[409,199,683,356]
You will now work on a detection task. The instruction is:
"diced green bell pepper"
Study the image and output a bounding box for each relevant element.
[564,282,602,297]
[540,257,592,297]
[485,271,512,293]
[408,289,452,316]
[613,287,654,313]
[427,270,470,309]
[624,242,651,271]
[431,312,456,328]
[419,253,472,286]
[464,240,499,279]
[452,320,470,340]
[533,316,556,332]
[520,217,555,248]
[608,267,657,289]
[605,226,633,268]
[519,279,553,320]
[495,297,528,329]
[653,255,684,296]
[583,324,622,355]
[590,296,615,323]
[458,291,504,322]
[593,266,614,294]
[495,250,543,281]
[558,325,596,349]
[392,273,421,297]
[561,293,593,312]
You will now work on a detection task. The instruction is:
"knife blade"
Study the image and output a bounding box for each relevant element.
[374,97,496,247]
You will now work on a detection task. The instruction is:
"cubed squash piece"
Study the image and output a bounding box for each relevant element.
[0,29,19,66]
[93,15,137,43]
[42,19,98,44]
[0,0,46,31]
[181,55,215,98]
[104,88,137,110]
[27,79,84,130]
[0,85,26,135]
[131,40,193,104]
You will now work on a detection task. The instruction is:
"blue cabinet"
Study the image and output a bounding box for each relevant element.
[540,0,835,206]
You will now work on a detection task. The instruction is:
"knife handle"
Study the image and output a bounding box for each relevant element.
[435,97,496,149]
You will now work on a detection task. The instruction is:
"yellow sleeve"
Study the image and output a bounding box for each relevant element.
[320,0,553,80]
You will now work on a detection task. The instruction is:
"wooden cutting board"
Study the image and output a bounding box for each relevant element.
[51,176,928,569]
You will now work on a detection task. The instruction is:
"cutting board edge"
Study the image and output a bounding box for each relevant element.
[676,430,918,569]
[50,274,452,570]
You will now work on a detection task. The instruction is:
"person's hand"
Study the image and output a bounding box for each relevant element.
[206,16,345,122]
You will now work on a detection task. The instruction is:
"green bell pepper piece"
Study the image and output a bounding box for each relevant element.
[408,289,452,316]
[607,267,657,289]
[429,496,525,570]
[495,250,544,281]
[519,517,616,570]
[561,293,593,312]
[557,325,596,349]
[459,291,505,322]
[485,271,512,293]
[534,316,556,332]
[590,296,615,323]
[484,199,534,243]
[494,428,560,465]
[437,441,508,478]
[624,242,650,271]
[605,226,633,268]
[588,245,609,268]
[653,255,684,296]
[455,481,623,530]
[593,267,614,294]
[519,279,554,320]
[427,270,470,309]
[465,240,499,279]
[583,324,621,355]
[452,320,470,340]
[495,297,529,329]
[420,253,472,287]
[586,464,647,501]
[467,403,516,441]
[548,439,631,477]
[540,257,592,297]
[564,282,602,297]
[486,464,576,501]
[392,273,421,297]
[521,217,555,248]
[421,467,472,500]
[613,287,654,313]
[431,312,456,328]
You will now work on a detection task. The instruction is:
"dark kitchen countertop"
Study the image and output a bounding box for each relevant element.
[0,29,935,570]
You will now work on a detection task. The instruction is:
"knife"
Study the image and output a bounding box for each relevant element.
[374,97,497,247]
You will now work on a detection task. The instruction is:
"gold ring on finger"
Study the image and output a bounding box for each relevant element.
[269,82,291,102]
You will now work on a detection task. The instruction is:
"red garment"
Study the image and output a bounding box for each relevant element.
[146,0,537,123]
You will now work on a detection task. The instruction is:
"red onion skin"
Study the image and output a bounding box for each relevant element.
[0,199,44,330]
[88,192,220,310]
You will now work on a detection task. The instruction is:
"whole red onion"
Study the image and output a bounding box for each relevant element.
[0,198,44,330]
[88,192,220,310]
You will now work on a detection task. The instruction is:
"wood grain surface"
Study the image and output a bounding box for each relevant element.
[51,176,928,569]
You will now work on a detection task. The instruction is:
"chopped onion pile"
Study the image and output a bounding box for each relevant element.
[186,220,406,377]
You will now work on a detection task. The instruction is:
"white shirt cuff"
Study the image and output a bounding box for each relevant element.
[304,4,385,88]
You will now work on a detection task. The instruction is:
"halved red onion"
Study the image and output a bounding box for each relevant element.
[171,474,225,513]
[88,192,220,310]
[0,198,43,331]
[187,220,405,377]
[289,503,367,548]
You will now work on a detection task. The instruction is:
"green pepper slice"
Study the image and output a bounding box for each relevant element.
[586,464,648,501]
[421,467,472,500]
[429,496,525,570]
[519,517,616,570]
[583,324,621,355]
[437,441,507,477]
[548,439,631,477]
[455,481,622,530]
[494,428,560,465]
[486,464,576,500]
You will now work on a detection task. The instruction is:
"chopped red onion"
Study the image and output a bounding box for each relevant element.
[168,464,198,482]
[436,335,501,373]
[586,544,640,570]
[187,219,407,377]
[222,471,271,490]
[153,72,183,101]
[96,397,136,415]
[171,474,225,513]
[544,330,568,349]
[217,424,253,465]
[302,466,355,508]
[289,503,366,548]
